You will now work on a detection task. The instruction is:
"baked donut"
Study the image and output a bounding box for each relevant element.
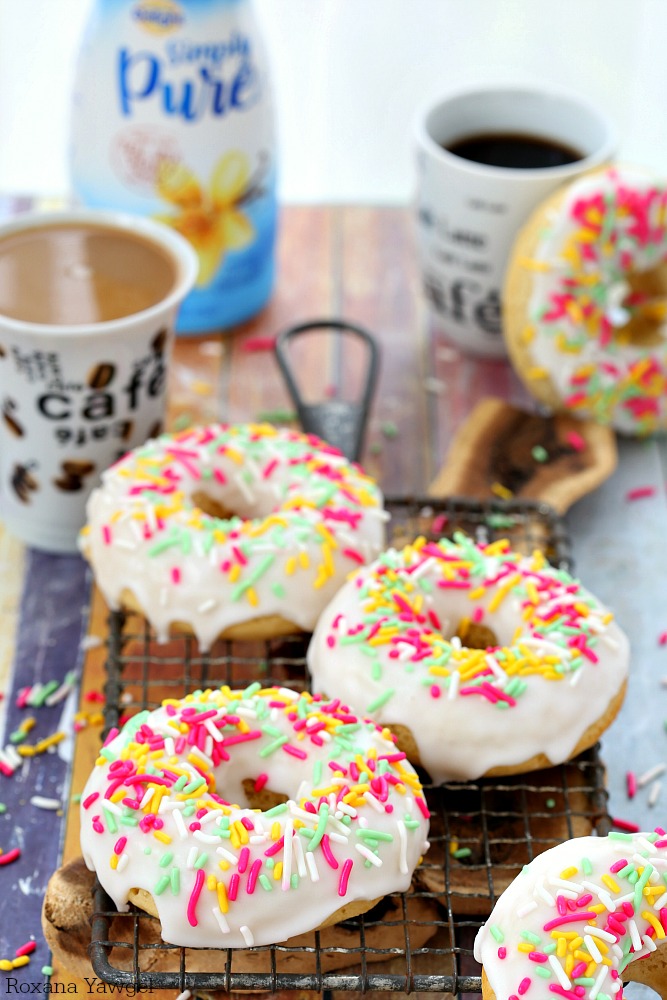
[307,534,629,782]
[504,165,667,435]
[80,422,386,648]
[79,683,430,949]
[474,829,667,1000]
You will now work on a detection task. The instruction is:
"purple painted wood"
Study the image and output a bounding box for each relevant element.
[0,551,89,968]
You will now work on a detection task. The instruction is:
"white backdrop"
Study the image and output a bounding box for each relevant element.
[0,0,667,202]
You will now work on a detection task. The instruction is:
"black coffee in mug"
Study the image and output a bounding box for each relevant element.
[445,131,583,170]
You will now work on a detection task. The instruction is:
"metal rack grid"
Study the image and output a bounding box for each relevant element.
[89,495,610,997]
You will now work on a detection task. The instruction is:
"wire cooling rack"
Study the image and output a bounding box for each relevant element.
[90,496,609,997]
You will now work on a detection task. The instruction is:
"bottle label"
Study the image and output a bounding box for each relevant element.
[71,0,277,332]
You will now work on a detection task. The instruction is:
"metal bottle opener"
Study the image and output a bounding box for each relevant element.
[274,319,380,462]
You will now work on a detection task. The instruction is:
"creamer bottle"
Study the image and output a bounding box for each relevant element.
[70,0,277,333]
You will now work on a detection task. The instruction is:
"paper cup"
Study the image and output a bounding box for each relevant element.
[414,85,617,357]
[0,209,198,552]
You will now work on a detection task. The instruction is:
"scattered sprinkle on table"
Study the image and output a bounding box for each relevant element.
[625,485,657,501]
[241,335,277,352]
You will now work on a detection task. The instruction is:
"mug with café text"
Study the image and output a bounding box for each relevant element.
[414,85,617,357]
[0,209,198,553]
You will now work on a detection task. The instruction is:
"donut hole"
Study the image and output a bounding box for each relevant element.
[614,266,667,348]
[190,489,238,522]
[455,619,498,650]
[241,777,288,811]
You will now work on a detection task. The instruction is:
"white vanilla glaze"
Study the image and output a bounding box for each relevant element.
[80,423,386,648]
[521,165,667,435]
[307,534,629,782]
[80,684,430,949]
[474,830,667,999]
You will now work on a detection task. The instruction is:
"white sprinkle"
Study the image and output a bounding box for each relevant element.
[329,831,350,845]
[173,809,188,840]
[139,788,154,811]
[589,964,609,1000]
[628,918,642,951]
[638,763,666,787]
[397,820,408,875]
[0,749,15,773]
[188,746,214,768]
[654,890,667,909]
[240,925,254,947]
[45,680,76,706]
[193,831,222,845]
[281,819,293,890]
[199,810,220,827]
[362,791,384,813]
[642,932,657,952]
[447,671,459,700]
[355,843,382,867]
[116,853,130,874]
[197,598,217,614]
[204,719,223,743]
[547,953,571,989]
[336,802,357,818]
[211,906,230,934]
[113,538,137,551]
[305,851,320,882]
[175,990,192,1000]
[584,924,616,943]
[516,900,538,918]
[649,780,662,807]
[4,746,22,768]
[584,933,602,963]
[186,846,198,870]
[534,882,555,906]
[215,846,239,866]
[30,795,61,811]
[292,832,307,878]
[102,800,122,816]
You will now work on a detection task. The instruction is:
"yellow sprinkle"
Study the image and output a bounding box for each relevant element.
[518,256,551,272]
[560,866,579,879]
[217,881,229,913]
[526,366,550,381]
[110,854,119,870]
[0,960,13,971]
[273,862,283,881]
[642,910,665,938]
[153,830,172,845]
[11,956,30,969]
[218,860,230,872]
[601,874,620,893]
[517,942,533,953]
[556,937,567,958]
[522,325,536,344]
[490,482,513,501]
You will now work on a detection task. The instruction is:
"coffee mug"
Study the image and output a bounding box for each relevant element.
[414,85,617,357]
[0,209,198,552]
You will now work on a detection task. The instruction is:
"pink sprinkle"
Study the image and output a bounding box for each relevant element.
[518,979,531,996]
[241,335,277,352]
[565,431,585,452]
[542,911,597,931]
[262,458,279,479]
[114,836,127,855]
[626,771,637,798]
[342,547,365,565]
[659,631,667,646]
[228,872,240,901]
[103,727,119,747]
[83,792,100,810]
[254,773,269,793]
[282,743,308,760]
[171,566,182,584]
[0,848,21,867]
[612,816,641,833]
[187,868,205,927]
[626,486,656,501]
[237,847,250,873]
[337,858,353,896]
[609,858,628,873]
[498,947,507,959]
[320,834,339,870]
[14,941,36,958]
[528,952,548,963]
[246,858,262,894]
[102,524,112,545]
[414,796,430,820]
[429,685,441,699]
[431,513,448,534]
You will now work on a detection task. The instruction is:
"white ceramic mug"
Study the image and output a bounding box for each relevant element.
[0,209,198,553]
[414,85,617,357]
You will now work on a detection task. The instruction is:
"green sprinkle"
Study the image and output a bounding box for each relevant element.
[271,582,286,599]
[312,759,323,786]
[41,966,54,977]
[71,794,81,805]
[452,847,472,859]
[366,688,396,712]
[143,847,152,856]
[170,867,180,894]
[489,924,504,943]
[535,966,552,979]
[520,930,542,946]
[159,851,174,868]
[259,735,289,757]
[0,803,7,814]
[102,807,118,835]
[581,856,593,875]
[182,777,206,794]
[154,875,170,895]
[357,829,394,843]
[545,798,556,809]
[264,802,289,817]
[174,775,188,791]
[309,804,329,851]
[291,873,299,889]
[258,873,273,891]
[194,852,209,869]
[531,444,549,463]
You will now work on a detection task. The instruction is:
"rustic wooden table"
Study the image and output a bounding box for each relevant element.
[0,202,663,997]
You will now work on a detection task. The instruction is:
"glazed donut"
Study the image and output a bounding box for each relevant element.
[80,423,386,649]
[504,165,667,435]
[79,684,430,949]
[474,829,667,1000]
[307,534,629,783]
